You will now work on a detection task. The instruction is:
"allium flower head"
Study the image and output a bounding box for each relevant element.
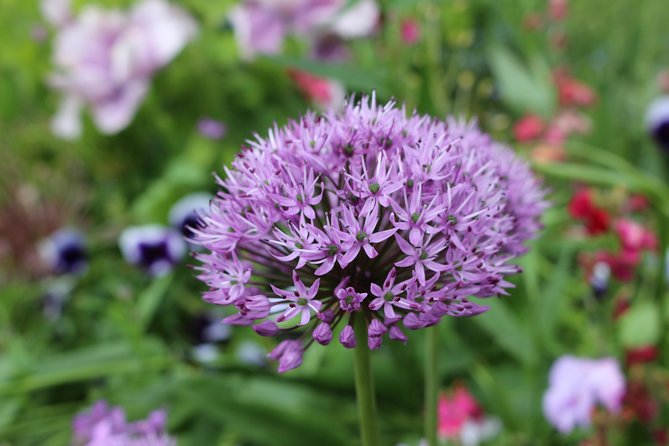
[194,96,546,372]
[543,356,626,433]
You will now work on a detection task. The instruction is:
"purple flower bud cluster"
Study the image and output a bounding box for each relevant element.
[194,96,547,372]
[72,400,175,446]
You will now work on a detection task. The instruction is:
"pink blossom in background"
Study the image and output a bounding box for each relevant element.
[543,356,625,433]
[45,0,197,139]
[438,386,501,446]
[197,118,227,140]
[548,0,568,21]
[513,114,545,142]
[554,69,596,107]
[400,19,420,45]
[41,0,72,27]
[229,0,378,60]
[614,219,657,253]
[288,69,345,110]
[438,386,482,439]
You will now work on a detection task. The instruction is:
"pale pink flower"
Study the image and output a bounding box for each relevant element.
[543,356,625,433]
[47,0,197,139]
[229,0,378,60]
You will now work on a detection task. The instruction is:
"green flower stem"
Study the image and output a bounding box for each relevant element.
[425,325,439,446]
[353,315,380,446]
[657,213,668,359]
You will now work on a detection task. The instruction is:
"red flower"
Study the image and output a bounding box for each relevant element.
[513,115,545,142]
[568,189,594,218]
[626,194,650,213]
[568,189,610,235]
[596,250,640,282]
[654,429,668,446]
[585,208,610,235]
[554,69,596,107]
[549,0,568,21]
[623,380,658,423]
[400,19,420,45]
[625,345,658,367]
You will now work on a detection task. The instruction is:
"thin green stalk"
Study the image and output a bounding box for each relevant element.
[353,315,380,446]
[657,212,668,367]
[425,325,439,446]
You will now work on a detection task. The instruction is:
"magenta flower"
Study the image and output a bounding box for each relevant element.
[543,356,626,433]
[46,0,197,139]
[194,96,546,372]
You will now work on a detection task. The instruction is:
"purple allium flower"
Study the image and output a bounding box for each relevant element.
[542,356,626,434]
[646,96,669,152]
[39,228,88,275]
[73,401,175,446]
[229,0,378,60]
[46,0,197,139]
[169,192,212,239]
[119,225,186,276]
[194,96,546,372]
[197,118,227,140]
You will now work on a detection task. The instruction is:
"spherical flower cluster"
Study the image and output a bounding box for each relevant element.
[194,96,547,372]
[72,400,175,446]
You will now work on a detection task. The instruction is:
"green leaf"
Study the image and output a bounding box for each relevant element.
[471,299,537,366]
[137,273,174,331]
[618,301,660,348]
[487,46,555,116]
[533,245,573,349]
[0,343,168,395]
[172,375,356,446]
